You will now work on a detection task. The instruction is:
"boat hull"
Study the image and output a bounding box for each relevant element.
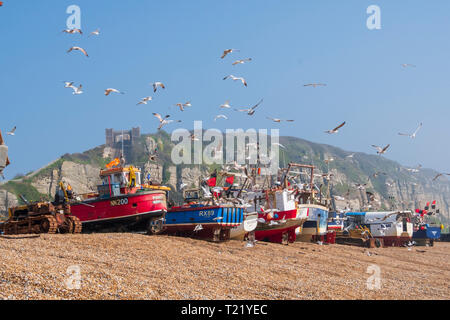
[296,205,329,242]
[163,205,244,242]
[255,209,307,244]
[71,190,167,231]
[230,212,259,240]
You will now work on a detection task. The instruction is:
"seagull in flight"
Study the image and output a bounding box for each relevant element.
[151,82,165,93]
[406,164,422,173]
[266,117,295,123]
[175,101,191,112]
[71,84,83,95]
[232,58,252,66]
[433,173,450,181]
[401,64,416,68]
[6,126,16,136]
[62,28,82,35]
[398,123,422,139]
[355,183,367,190]
[105,88,125,96]
[325,121,346,134]
[67,46,89,57]
[63,81,75,88]
[214,115,228,121]
[223,75,247,87]
[346,153,355,159]
[372,144,390,155]
[234,99,263,116]
[152,113,181,130]
[221,49,240,59]
[137,97,152,105]
[220,100,231,109]
[304,83,326,88]
[89,29,100,37]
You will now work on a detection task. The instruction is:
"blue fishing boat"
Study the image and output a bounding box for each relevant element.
[156,188,245,242]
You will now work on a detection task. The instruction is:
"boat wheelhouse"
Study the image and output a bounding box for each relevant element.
[70,165,170,231]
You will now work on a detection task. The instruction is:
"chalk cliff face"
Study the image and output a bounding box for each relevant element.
[0,133,449,224]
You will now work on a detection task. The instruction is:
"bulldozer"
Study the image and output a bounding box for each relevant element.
[0,184,82,235]
[335,226,383,248]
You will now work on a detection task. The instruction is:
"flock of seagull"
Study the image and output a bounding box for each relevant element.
[2,21,449,185]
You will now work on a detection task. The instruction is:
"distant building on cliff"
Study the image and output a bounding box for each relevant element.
[105,127,141,162]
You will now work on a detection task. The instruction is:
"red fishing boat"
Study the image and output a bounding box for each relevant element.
[244,163,327,245]
[68,164,170,232]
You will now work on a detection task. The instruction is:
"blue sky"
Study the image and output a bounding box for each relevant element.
[1,0,450,179]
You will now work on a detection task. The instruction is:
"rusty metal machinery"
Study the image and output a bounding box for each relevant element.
[0,201,82,235]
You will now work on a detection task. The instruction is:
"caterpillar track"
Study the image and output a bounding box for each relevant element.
[0,202,82,236]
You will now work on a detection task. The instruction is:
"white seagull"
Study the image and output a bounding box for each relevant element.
[62,28,82,35]
[220,100,232,109]
[234,99,263,116]
[175,101,191,112]
[372,144,390,155]
[433,173,450,181]
[71,84,83,95]
[406,164,422,173]
[67,46,89,57]
[232,58,252,66]
[89,29,100,37]
[151,82,165,93]
[401,64,416,68]
[325,121,346,134]
[63,81,75,88]
[223,75,247,87]
[221,49,240,59]
[398,123,423,139]
[105,88,125,96]
[152,113,181,130]
[137,97,152,105]
[266,117,295,123]
[304,83,327,88]
[214,114,228,121]
[6,126,16,136]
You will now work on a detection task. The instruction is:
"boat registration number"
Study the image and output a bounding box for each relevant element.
[111,198,129,206]
[199,210,215,218]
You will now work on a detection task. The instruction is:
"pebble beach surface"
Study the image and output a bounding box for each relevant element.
[0,233,448,300]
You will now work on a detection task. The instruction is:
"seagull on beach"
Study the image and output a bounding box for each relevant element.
[6,126,16,136]
[232,58,252,65]
[151,82,165,93]
[105,88,125,96]
[234,99,263,116]
[137,97,152,105]
[304,83,326,88]
[214,114,228,121]
[398,123,423,139]
[325,121,346,134]
[223,75,247,87]
[266,117,295,123]
[175,101,191,112]
[221,49,240,59]
[67,46,89,57]
[372,144,390,155]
